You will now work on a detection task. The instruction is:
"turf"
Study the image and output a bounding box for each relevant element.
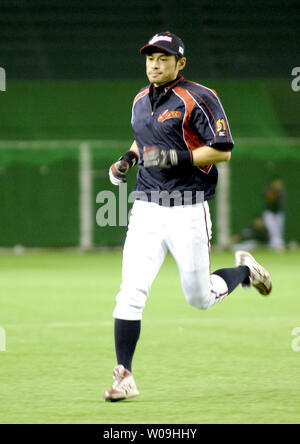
[0,250,299,424]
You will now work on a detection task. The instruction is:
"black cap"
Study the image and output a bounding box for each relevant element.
[139,31,185,58]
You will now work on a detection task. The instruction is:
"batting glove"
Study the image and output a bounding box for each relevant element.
[109,151,138,186]
[143,146,192,168]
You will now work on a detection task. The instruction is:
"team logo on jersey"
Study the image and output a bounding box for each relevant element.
[216,118,227,136]
[158,109,182,123]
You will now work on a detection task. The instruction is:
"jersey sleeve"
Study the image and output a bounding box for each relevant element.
[189,90,234,151]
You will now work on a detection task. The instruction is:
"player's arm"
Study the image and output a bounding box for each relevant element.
[129,140,140,159]
[143,145,230,168]
[109,140,140,186]
[191,145,231,166]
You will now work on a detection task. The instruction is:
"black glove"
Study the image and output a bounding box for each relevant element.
[109,151,138,186]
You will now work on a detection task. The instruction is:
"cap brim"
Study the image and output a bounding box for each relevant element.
[139,44,178,56]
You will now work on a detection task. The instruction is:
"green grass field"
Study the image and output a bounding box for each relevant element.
[0,250,300,424]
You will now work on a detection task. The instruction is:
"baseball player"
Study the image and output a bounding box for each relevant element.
[263,177,286,250]
[104,32,272,402]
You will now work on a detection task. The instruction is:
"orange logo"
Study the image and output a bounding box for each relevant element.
[158,109,182,122]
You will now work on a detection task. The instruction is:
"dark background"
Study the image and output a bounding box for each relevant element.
[1,0,299,80]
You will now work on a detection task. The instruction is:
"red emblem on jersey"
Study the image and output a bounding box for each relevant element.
[158,109,182,122]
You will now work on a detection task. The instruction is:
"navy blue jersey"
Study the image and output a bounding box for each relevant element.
[131,76,234,203]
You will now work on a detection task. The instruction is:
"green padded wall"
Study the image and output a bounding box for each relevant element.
[0,148,79,247]
[0,79,299,140]
[0,142,299,248]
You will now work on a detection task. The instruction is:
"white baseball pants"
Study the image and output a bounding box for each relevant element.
[263,210,285,250]
[113,200,228,320]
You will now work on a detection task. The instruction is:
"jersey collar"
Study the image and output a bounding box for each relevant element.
[163,75,184,94]
[148,75,184,95]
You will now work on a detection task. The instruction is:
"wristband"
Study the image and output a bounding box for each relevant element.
[121,151,139,168]
[172,150,193,166]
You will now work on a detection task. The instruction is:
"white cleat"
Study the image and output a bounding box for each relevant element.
[104,365,139,402]
[235,250,272,296]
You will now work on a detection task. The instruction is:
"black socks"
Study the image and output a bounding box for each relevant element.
[213,266,250,294]
[114,318,141,372]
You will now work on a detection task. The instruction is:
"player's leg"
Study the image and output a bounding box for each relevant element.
[263,210,277,249]
[113,200,168,321]
[272,212,285,250]
[278,212,285,249]
[104,200,168,401]
[166,202,253,310]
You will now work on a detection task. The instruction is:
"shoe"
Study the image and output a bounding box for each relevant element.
[104,365,139,402]
[235,250,272,296]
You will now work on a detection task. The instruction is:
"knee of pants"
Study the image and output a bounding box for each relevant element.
[181,273,211,310]
[112,287,147,321]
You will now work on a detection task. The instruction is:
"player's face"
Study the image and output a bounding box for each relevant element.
[146,52,186,87]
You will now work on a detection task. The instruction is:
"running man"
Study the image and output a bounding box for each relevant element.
[105,32,272,401]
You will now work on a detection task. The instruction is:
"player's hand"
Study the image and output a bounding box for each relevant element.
[109,158,130,186]
[143,146,178,168]
[109,150,138,186]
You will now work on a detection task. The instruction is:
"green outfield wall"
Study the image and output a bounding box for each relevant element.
[0,140,299,248]
[0,79,299,139]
